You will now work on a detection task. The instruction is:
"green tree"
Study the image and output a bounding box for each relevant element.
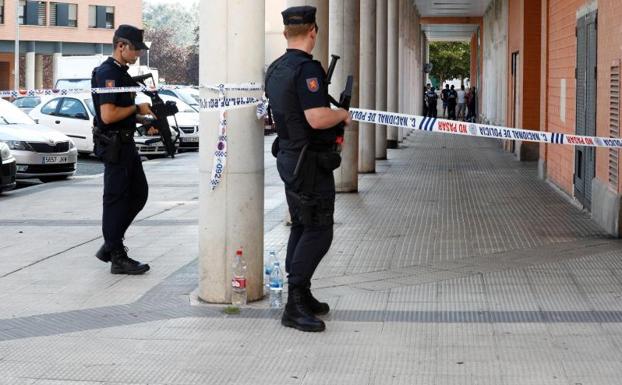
[143,2,198,47]
[429,42,470,85]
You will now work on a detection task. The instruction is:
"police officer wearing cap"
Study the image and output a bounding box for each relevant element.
[265,6,351,332]
[91,24,155,275]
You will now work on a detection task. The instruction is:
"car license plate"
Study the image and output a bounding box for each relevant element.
[183,137,199,143]
[43,156,68,164]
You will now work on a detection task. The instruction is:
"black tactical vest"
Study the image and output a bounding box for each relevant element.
[265,50,336,152]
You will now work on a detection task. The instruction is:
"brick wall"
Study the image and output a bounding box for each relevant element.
[0,0,143,44]
[544,0,583,194]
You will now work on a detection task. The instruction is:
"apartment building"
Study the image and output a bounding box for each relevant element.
[0,0,142,90]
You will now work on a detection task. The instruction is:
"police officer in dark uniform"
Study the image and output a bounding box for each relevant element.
[91,25,154,275]
[265,6,351,332]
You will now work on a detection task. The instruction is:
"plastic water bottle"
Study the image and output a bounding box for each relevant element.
[231,249,247,306]
[264,250,278,293]
[269,260,284,309]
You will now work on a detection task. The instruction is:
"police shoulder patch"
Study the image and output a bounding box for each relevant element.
[306,77,320,93]
[105,80,115,88]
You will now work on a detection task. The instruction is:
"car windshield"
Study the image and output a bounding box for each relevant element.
[13,97,41,108]
[0,101,36,125]
[84,99,95,116]
[55,79,91,90]
[177,89,201,107]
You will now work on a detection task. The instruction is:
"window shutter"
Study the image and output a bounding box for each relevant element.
[610,62,621,190]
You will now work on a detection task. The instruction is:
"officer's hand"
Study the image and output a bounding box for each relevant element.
[137,103,156,118]
[147,126,159,136]
[342,109,352,126]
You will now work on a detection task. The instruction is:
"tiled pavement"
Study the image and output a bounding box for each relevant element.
[1,133,622,384]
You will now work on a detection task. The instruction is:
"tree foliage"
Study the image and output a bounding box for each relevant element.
[143,28,193,85]
[429,42,471,85]
[141,2,199,85]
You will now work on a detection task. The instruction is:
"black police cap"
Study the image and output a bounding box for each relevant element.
[114,24,149,50]
[281,5,316,25]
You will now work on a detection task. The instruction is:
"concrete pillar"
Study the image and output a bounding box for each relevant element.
[330,0,360,193]
[25,42,35,90]
[387,0,399,149]
[198,0,265,303]
[35,55,44,90]
[375,0,387,160]
[359,0,376,173]
[53,43,62,87]
[286,0,329,68]
[397,0,408,143]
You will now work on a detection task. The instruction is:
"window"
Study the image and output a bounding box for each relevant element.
[51,2,78,27]
[40,99,61,116]
[58,98,88,119]
[13,96,41,109]
[19,0,47,26]
[89,5,114,29]
[0,0,5,24]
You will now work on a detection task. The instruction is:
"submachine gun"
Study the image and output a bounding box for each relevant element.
[131,74,179,158]
[325,54,353,148]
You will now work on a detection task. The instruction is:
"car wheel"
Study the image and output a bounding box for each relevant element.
[39,175,70,183]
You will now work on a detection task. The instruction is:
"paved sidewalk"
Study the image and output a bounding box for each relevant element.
[1,132,622,385]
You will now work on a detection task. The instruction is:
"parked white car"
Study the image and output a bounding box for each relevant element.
[159,87,201,112]
[30,94,179,156]
[136,94,199,151]
[0,99,77,182]
[29,94,94,154]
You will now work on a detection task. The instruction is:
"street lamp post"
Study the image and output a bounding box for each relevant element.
[14,0,20,90]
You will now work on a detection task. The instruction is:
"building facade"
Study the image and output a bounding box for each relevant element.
[0,0,142,90]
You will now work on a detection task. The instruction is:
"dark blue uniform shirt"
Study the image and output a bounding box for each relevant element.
[92,57,137,132]
[293,50,329,111]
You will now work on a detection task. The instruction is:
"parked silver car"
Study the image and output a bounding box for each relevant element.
[0,99,77,182]
[0,142,16,192]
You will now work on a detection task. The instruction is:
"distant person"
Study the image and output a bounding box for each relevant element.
[457,85,466,121]
[423,83,431,117]
[425,86,438,118]
[467,86,477,122]
[447,85,457,120]
[441,84,450,117]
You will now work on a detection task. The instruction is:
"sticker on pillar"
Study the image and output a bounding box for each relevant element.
[306,78,320,93]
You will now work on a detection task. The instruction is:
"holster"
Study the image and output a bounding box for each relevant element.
[93,128,122,163]
[315,150,341,172]
[287,145,337,227]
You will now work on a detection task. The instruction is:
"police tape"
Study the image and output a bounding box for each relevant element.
[0,82,263,98]
[209,110,228,190]
[350,108,622,149]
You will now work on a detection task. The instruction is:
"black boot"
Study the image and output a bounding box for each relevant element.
[95,244,111,263]
[281,285,325,332]
[304,287,330,315]
[110,248,150,275]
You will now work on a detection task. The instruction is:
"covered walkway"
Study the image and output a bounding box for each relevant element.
[1,131,621,383]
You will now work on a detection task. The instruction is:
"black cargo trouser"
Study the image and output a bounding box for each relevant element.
[277,150,335,288]
[102,142,148,252]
